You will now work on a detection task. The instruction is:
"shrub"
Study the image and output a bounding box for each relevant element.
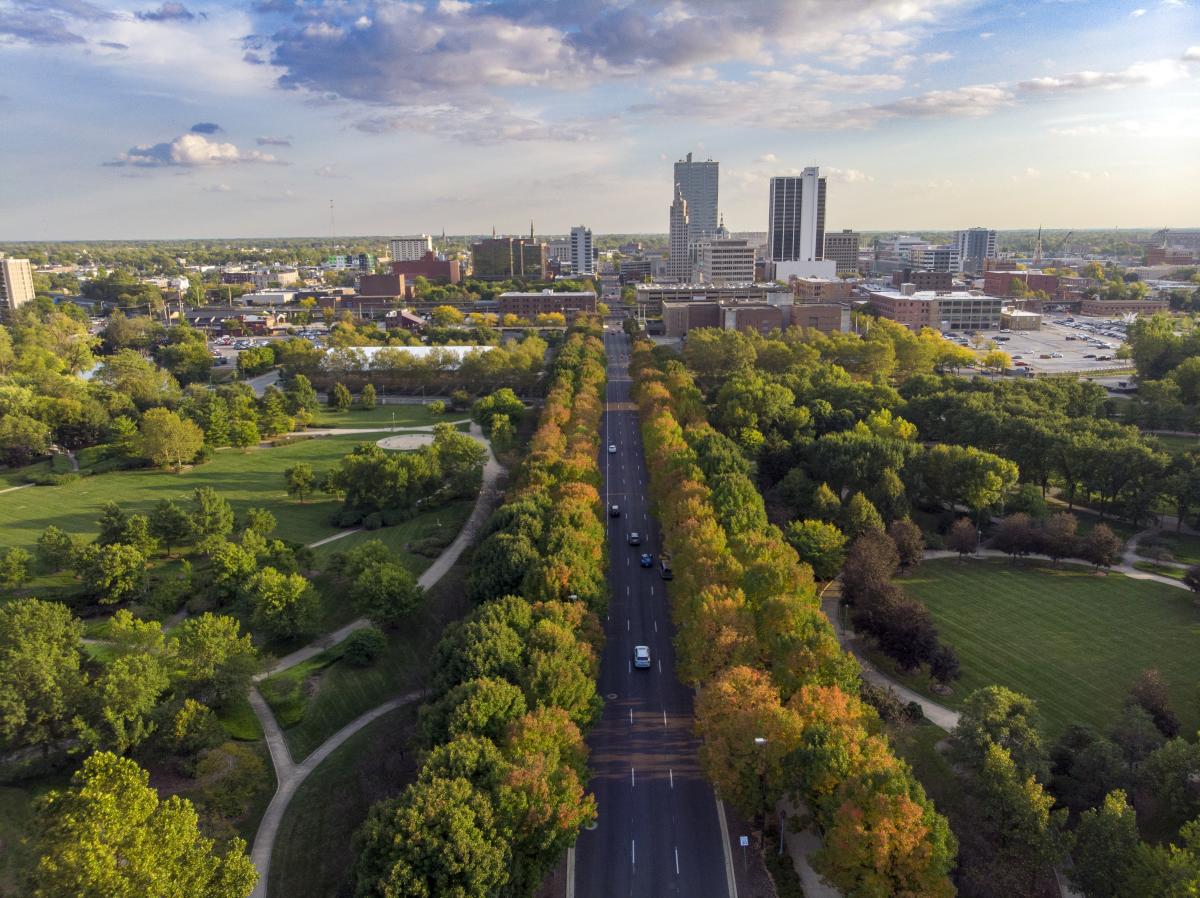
[343,627,387,666]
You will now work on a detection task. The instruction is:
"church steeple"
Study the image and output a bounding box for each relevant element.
[530,219,535,240]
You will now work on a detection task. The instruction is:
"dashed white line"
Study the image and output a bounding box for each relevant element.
[631,839,636,867]
[631,767,636,788]
[669,767,674,788]
[626,618,630,631]
[675,847,680,875]
[629,707,633,725]
[657,659,662,673]
[662,709,667,726]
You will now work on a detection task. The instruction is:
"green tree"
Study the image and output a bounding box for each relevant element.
[329,381,352,411]
[840,491,885,539]
[284,462,316,503]
[0,546,33,589]
[173,613,257,707]
[811,482,842,521]
[150,499,194,556]
[784,519,847,580]
[36,525,75,572]
[0,412,53,465]
[242,506,276,536]
[72,542,147,605]
[0,598,86,753]
[353,561,423,627]
[256,386,293,437]
[953,686,1048,778]
[472,388,525,432]
[139,407,204,471]
[353,776,509,898]
[29,751,257,898]
[207,540,257,605]
[119,514,159,557]
[229,417,260,451]
[429,304,465,327]
[358,383,377,410]
[284,373,319,414]
[1071,789,1146,898]
[190,487,235,541]
[97,501,128,546]
[248,567,319,640]
[83,653,170,754]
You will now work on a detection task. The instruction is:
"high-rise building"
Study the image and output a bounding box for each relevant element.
[909,245,961,273]
[694,238,755,284]
[823,229,860,276]
[0,257,35,318]
[570,225,594,276]
[389,235,434,261]
[674,151,719,242]
[956,228,997,274]
[667,184,691,281]
[768,168,826,262]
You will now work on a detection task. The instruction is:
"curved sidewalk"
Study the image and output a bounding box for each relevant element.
[247,423,505,898]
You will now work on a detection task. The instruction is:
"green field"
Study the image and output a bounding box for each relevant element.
[267,703,420,898]
[0,434,381,551]
[305,404,458,429]
[1147,434,1200,456]
[1139,531,1200,566]
[262,560,472,759]
[310,495,476,570]
[895,559,1200,738]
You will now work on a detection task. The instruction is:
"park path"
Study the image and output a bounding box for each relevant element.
[246,422,505,898]
[0,482,34,495]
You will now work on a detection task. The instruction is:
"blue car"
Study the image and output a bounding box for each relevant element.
[639,553,654,568]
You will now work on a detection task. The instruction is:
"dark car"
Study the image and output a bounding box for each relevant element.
[639,553,653,567]
[609,504,620,517]
[627,532,641,546]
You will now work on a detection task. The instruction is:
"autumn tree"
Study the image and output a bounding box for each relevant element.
[138,407,205,471]
[946,517,978,558]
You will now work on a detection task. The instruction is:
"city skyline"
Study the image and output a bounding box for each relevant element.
[1,0,1198,239]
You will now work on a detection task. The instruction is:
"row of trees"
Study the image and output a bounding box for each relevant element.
[353,323,610,898]
[630,346,958,895]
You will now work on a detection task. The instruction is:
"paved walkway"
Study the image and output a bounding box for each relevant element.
[923,545,1191,592]
[0,482,34,495]
[776,799,842,898]
[246,422,505,898]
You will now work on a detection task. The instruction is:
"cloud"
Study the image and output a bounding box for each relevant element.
[135,1,196,21]
[256,135,292,146]
[1018,58,1191,92]
[0,0,111,44]
[758,153,778,163]
[354,106,605,144]
[1130,8,1147,15]
[1185,46,1200,61]
[824,166,874,183]
[979,31,995,39]
[203,183,232,192]
[190,122,222,134]
[1049,119,1142,136]
[108,133,280,167]
[99,40,128,49]
[1009,167,1040,182]
[314,164,341,177]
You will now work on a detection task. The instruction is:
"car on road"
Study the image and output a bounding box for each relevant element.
[627,532,641,546]
[609,504,620,517]
[1084,354,1096,359]
[1051,352,1063,358]
[608,444,617,454]
[639,553,654,567]
[633,645,651,669]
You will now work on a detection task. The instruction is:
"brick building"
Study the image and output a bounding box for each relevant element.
[891,269,954,292]
[1079,297,1169,316]
[791,276,853,303]
[357,273,407,299]
[391,251,461,284]
[497,290,596,320]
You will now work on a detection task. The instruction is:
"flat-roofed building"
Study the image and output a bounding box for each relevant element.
[694,238,755,284]
[1001,308,1042,330]
[635,282,791,316]
[357,273,406,299]
[0,257,35,318]
[1079,297,1169,316]
[723,303,784,335]
[869,289,1002,331]
[791,276,853,303]
[891,269,954,292]
[792,302,851,333]
[389,236,434,261]
[471,237,548,281]
[823,229,860,276]
[498,289,596,320]
[391,251,461,285]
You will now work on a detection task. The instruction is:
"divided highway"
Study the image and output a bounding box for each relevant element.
[571,328,738,898]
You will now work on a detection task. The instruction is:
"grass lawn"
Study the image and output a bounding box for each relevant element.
[895,558,1200,739]
[1140,531,1200,566]
[263,560,472,760]
[267,703,420,898]
[310,496,475,572]
[0,434,381,551]
[1132,560,1188,580]
[305,404,457,429]
[1146,434,1200,456]
[216,692,265,741]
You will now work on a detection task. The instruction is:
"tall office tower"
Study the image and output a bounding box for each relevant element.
[673,151,719,242]
[0,257,34,319]
[956,227,997,274]
[768,168,827,262]
[823,229,860,276]
[389,235,434,261]
[570,225,594,276]
[667,184,691,281]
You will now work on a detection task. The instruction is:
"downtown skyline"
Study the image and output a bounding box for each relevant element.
[1,0,1199,240]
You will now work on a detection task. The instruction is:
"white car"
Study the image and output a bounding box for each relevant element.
[633,645,651,669]
[608,444,617,454]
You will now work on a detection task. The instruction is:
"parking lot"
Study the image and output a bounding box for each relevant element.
[945,315,1131,375]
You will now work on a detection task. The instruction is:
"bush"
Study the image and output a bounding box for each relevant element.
[427,400,446,415]
[362,512,384,530]
[332,508,364,528]
[342,627,387,666]
[382,507,415,526]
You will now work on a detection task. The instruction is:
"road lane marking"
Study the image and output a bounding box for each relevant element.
[650,586,654,596]
[630,707,633,725]
[669,767,674,788]
[654,620,657,633]
[675,847,680,875]
[566,847,575,898]
[631,839,636,867]
[716,797,739,898]
[658,659,662,673]
[663,709,667,726]
[631,767,636,788]
[626,618,630,631]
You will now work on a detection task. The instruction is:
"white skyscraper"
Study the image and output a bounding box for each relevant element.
[768,168,826,262]
[0,257,34,319]
[667,185,691,281]
[389,235,433,261]
[569,225,594,276]
[674,152,719,243]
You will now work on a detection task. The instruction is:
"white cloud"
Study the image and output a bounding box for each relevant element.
[824,166,874,183]
[758,153,778,163]
[1185,46,1200,61]
[203,183,232,192]
[109,133,280,167]
[979,31,995,39]
[1019,58,1191,92]
[1130,7,1147,15]
[1049,119,1142,136]
[1009,167,1040,182]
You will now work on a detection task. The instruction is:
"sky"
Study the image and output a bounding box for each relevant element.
[1,0,1198,239]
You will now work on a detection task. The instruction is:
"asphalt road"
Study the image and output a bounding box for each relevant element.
[571,328,738,898]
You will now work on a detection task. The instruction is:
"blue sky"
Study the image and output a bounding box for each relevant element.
[1,0,1197,239]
